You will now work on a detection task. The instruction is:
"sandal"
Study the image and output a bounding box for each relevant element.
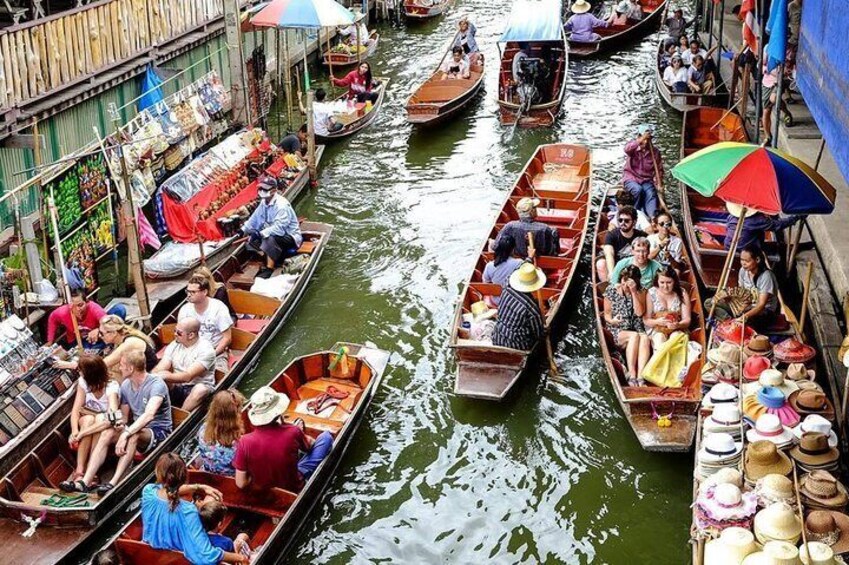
[783,112,794,127]
[95,482,114,497]
[59,472,84,493]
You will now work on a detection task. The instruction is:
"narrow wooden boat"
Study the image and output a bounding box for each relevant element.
[100,343,390,565]
[406,35,485,126]
[591,187,705,451]
[315,78,389,142]
[0,221,333,563]
[450,144,591,400]
[568,0,667,58]
[497,0,568,127]
[655,42,729,112]
[403,0,451,20]
[322,31,380,68]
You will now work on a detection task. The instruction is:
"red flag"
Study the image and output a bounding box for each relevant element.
[739,0,759,52]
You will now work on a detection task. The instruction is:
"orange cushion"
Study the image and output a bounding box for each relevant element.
[235,318,270,334]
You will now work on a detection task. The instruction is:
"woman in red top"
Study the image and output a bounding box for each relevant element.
[330,62,379,104]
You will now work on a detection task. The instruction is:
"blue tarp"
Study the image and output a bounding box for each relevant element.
[796,0,849,186]
[500,0,563,43]
[138,65,164,112]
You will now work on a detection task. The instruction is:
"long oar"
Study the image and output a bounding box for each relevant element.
[648,138,664,201]
[527,233,560,378]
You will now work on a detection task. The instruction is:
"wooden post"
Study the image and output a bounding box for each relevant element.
[223,0,249,126]
[798,261,813,336]
[109,111,152,331]
[47,195,84,352]
[306,90,317,183]
[325,31,335,94]
[753,0,765,144]
[772,63,784,147]
[707,208,747,322]
[32,120,51,275]
[739,60,751,121]
[283,30,293,127]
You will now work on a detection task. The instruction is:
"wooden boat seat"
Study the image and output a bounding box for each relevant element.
[536,207,578,224]
[227,262,263,289]
[186,470,296,518]
[21,485,99,507]
[228,349,244,368]
[413,82,477,103]
[115,539,188,565]
[284,411,344,434]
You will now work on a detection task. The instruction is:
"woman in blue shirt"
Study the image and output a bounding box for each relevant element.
[142,453,248,564]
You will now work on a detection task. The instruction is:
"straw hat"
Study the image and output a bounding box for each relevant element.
[701,467,745,491]
[745,335,774,358]
[704,404,743,435]
[509,263,546,293]
[742,541,802,565]
[797,380,825,393]
[704,527,758,565]
[754,502,803,544]
[774,338,816,364]
[703,382,741,408]
[709,341,744,366]
[516,197,540,215]
[743,369,800,398]
[699,432,744,464]
[571,0,592,13]
[247,386,290,426]
[743,387,801,428]
[805,511,849,555]
[787,363,815,381]
[800,471,849,512]
[698,483,758,522]
[793,415,838,448]
[755,474,796,508]
[745,440,793,481]
[799,542,839,565]
[727,202,759,219]
[790,432,839,468]
[744,355,773,381]
[470,301,497,322]
[788,390,836,421]
[746,414,795,448]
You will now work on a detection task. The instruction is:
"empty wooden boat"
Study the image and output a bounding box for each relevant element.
[655,41,728,112]
[315,79,389,142]
[101,343,390,564]
[497,0,568,128]
[568,0,667,58]
[403,0,451,20]
[450,144,591,400]
[0,221,333,563]
[322,31,380,68]
[591,188,705,452]
[406,35,485,126]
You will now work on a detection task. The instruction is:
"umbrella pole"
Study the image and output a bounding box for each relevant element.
[326,31,336,95]
[707,209,746,323]
[787,216,806,271]
[284,31,293,128]
[357,22,362,64]
[306,90,317,183]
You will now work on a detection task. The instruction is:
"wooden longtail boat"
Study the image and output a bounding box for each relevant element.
[101,343,390,565]
[322,31,380,68]
[450,144,591,400]
[0,221,332,563]
[655,42,728,112]
[403,0,451,20]
[497,0,568,128]
[405,35,485,126]
[591,188,705,451]
[315,79,389,142]
[568,0,667,58]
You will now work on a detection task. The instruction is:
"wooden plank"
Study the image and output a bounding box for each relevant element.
[0,45,6,108]
[100,6,114,66]
[13,32,27,102]
[89,9,102,69]
[0,33,12,106]
[60,14,73,81]
[21,30,36,97]
[81,11,92,75]
[119,0,129,59]
[32,25,47,95]
[109,1,120,60]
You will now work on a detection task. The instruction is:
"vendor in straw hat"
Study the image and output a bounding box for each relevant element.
[337,9,373,52]
[492,263,546,351]
[494,197,560,259]
[234,387,333,492]
[565,0,609,43]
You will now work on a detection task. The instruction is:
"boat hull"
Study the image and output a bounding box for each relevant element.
[568,0,667,58]
[315,78,389,142]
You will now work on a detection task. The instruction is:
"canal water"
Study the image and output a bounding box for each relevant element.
[252,1,697,563]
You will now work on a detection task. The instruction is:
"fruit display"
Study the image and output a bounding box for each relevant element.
[87,200,114,254]
[46,170,84,235]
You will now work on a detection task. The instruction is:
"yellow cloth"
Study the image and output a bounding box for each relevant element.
[641,331,688,388]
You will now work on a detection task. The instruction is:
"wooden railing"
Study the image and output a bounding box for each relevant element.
[0,0,227,111]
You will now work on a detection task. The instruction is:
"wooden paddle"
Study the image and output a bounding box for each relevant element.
[648,137,663,199]
[527,233,560,377]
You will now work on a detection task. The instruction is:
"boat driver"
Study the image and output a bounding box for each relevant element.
[241,177,303,279]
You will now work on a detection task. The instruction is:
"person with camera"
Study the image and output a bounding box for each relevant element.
[440,46,471,80]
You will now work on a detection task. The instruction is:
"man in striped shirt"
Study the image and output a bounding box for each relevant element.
[492,263,545,351]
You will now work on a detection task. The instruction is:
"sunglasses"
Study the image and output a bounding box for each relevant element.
[186,288,204,295]
[175,329,185,336]
[659,221,672,228]
[618,217,634,224]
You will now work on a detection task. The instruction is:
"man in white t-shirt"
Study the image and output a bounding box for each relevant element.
[681,39,707,66]
[311,88,342,137]
[178,275,233,372]
[152,318,217,411]
[440,47,471,79]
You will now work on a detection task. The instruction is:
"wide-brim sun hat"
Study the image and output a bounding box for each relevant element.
[716,319,756,345]
[743,369,800,398]
[698,483,758,522]
[709,341,743,366]
[571,0,592,13]
[787,363,815,381]
[805,510,849,555]
[704,526,758,565]
[799,541,838,565]
[509,262,546,293]
[742,541,801,565]
[470,300,498,322]
[743,387,801,428]
[800,471,849,511]
[755,474,796,508]
[745,440,793,481]
[787,390,836,421]
[247,385,290,426]
[793,415,838,448]
[704,404,743,434]
[744,355,772,381]
[699,432,744,464]
[746,413,795,447]
[703,382,740,408]
[754,502,803,545]
[790,432,839,468]
[516,197,541,215]
[774,337,816,364]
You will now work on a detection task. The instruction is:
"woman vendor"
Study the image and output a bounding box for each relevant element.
[736,244,781,330]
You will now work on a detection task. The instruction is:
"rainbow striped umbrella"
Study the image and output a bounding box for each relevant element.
[671,142,837,215]
[251,0,355,29]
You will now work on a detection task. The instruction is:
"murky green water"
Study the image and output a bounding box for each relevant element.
[237,2,702,563]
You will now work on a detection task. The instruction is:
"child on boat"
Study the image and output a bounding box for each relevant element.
[199,500,251,555]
